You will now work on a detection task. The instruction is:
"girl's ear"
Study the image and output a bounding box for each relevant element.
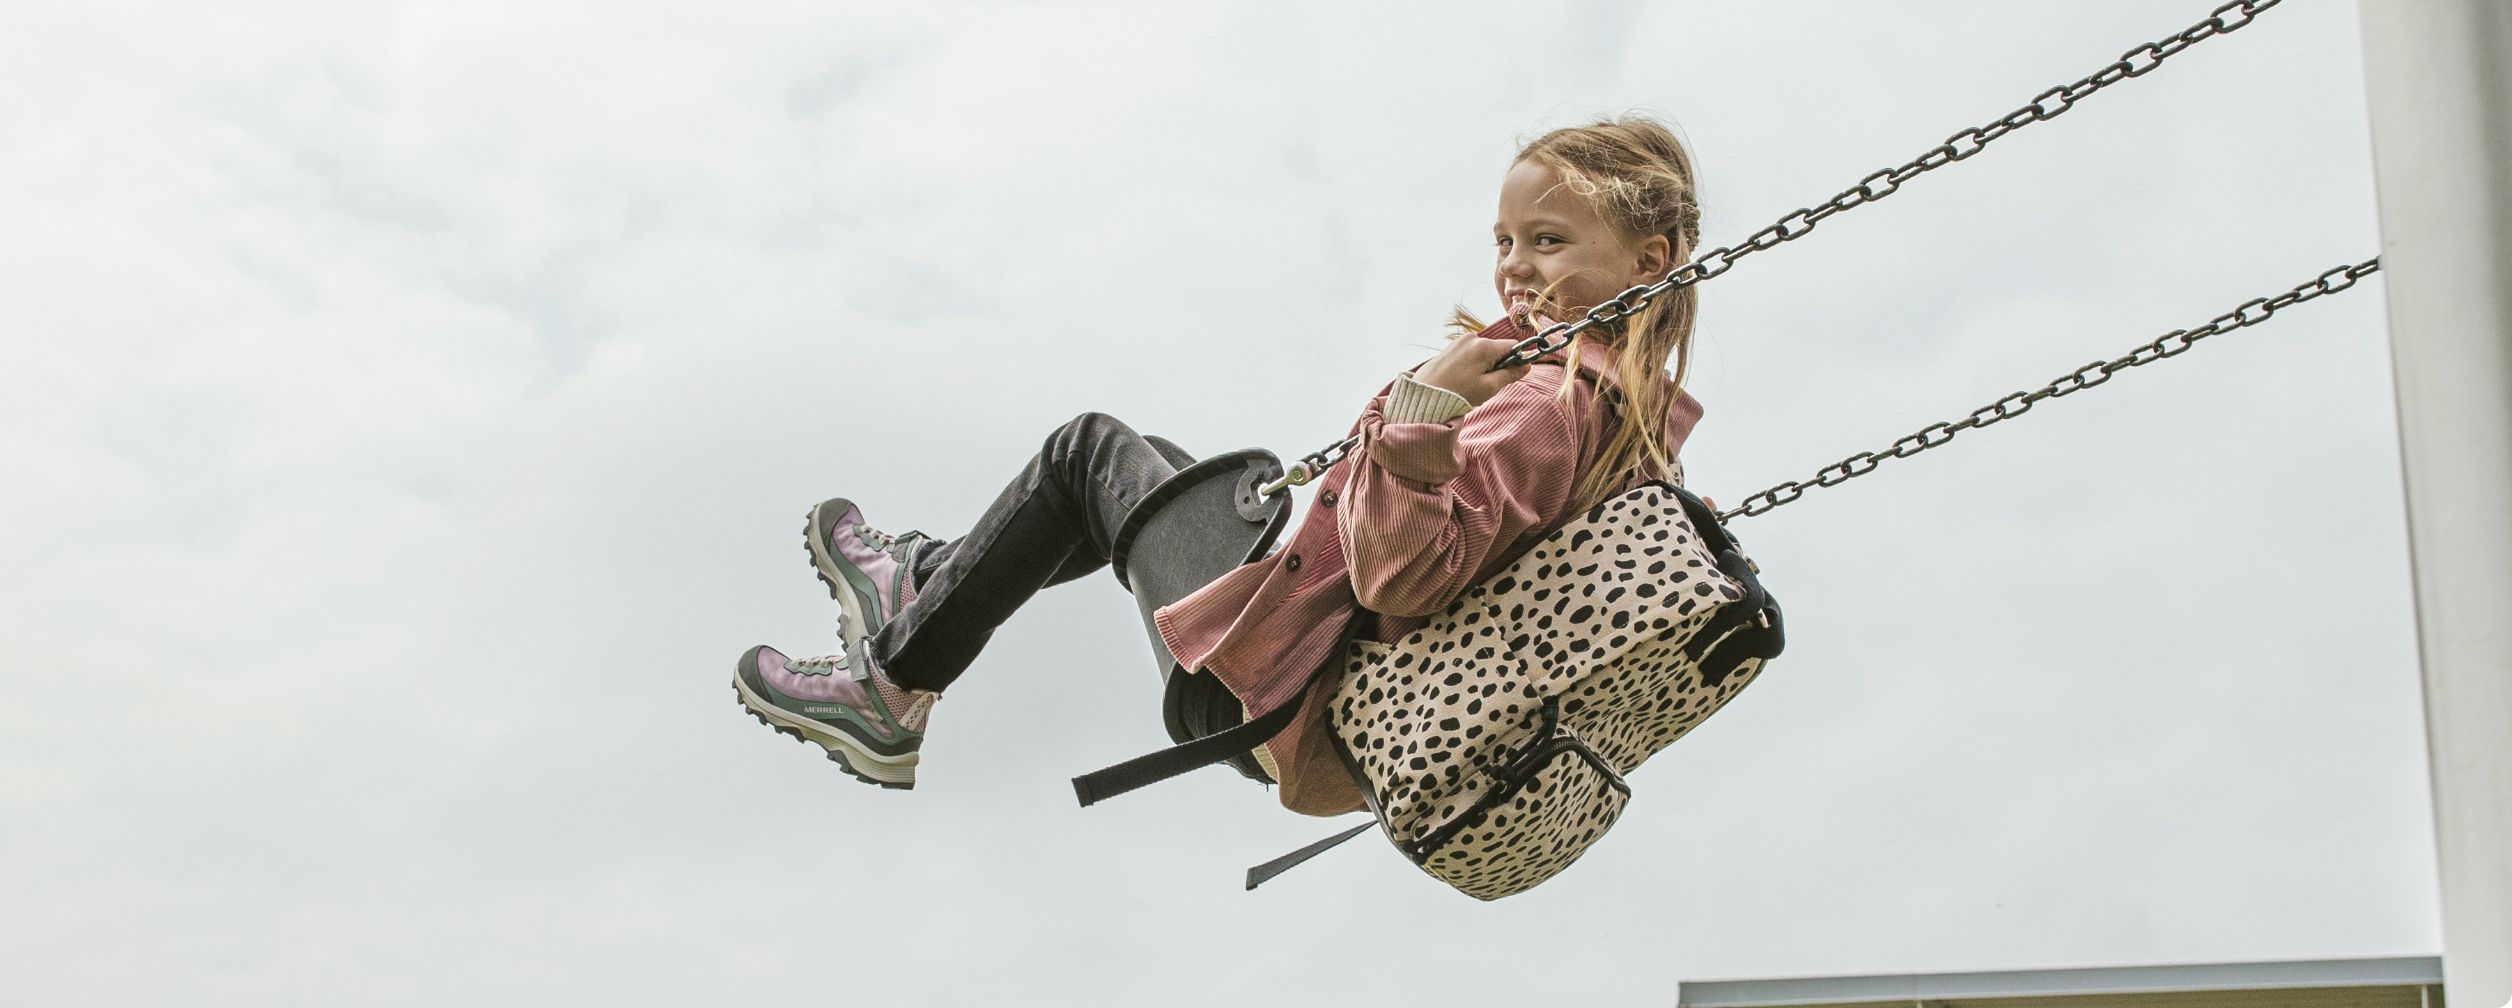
[1632,233,1673,282]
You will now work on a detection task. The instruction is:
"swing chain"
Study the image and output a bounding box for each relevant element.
[1717,257,2381,522]
[1494,0,2287,370]
[1264,435,1362,496]
[1270,0,2293,499]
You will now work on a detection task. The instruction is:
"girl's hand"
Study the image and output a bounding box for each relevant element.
[1411,332,1535,410]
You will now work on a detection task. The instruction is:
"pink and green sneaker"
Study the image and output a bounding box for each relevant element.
[734,642,934,789]
[804,497,932,647]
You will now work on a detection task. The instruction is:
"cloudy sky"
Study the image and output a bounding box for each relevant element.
[0,1,2432,1004]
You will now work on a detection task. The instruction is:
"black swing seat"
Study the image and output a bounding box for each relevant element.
[1105,448,1294,784]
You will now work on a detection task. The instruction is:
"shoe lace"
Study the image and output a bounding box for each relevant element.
[861,523,932,553]
[788,649,936,731]
[855,523,930,564]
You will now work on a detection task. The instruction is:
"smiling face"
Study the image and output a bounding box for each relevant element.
[1492,158,1672,325]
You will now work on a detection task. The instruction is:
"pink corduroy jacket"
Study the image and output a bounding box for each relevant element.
[1152,324,1706,817]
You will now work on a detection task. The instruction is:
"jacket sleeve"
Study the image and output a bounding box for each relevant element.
[1337,368,1582,618]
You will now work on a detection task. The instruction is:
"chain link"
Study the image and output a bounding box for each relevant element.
[1717,257,2380,521]
[1269,0,2290,498]
[1490,0,2284,370]
[1261,434,1362,496]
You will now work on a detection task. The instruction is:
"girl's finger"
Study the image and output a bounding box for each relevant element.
[1477,337,1524,369]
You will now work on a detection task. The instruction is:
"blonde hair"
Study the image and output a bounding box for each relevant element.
[1456,114,1702,515]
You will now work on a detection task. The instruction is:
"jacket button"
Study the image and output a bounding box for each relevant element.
[1320,489,1339,507]
[1285,553,1303,572]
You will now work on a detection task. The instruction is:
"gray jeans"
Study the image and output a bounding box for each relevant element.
[872,412,1196,693]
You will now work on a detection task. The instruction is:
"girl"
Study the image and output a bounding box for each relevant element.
[735,114,1708,818]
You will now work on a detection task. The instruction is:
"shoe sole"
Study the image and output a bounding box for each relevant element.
[804,497,879,645]
[733,647,918,790]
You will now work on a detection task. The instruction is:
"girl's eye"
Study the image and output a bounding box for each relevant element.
[1534,235,1564,247]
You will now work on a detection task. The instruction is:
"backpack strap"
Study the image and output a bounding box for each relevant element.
[1670,483,1787,685]
[1072,612,1366,807]
[1245,724,1390,891]
[1072,679,1312,806]
[1243,820,1375,891]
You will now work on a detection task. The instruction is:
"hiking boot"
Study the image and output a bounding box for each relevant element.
[733,642,935,789]
[804,497,932,646]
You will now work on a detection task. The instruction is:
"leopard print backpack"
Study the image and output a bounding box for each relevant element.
[1071,477,1781,901]
[1249,480,1783,900]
